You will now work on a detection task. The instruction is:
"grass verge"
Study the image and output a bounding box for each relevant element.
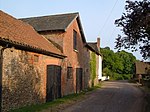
[10,83,101,112]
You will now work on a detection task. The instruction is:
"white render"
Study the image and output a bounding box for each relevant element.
[98,55,102,80]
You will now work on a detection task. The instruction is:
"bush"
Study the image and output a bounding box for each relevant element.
[113,73,124,80]
[122,74,132,80]
[102,67,112,77]
[111,73,131,80]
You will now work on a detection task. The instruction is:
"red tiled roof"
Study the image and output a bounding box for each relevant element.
[0,10,65,58]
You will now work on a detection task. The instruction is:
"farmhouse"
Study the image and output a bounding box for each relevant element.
[21,13,94,94]
[0,11,102,111]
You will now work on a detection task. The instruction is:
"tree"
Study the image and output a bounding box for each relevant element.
[101,47,137,80]
[101,47,124,74]
[115,0,150,60]
[116,50,136,74]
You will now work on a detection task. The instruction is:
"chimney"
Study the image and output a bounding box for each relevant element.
[97,37,100,48]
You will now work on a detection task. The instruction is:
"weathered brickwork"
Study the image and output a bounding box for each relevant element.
[40,31,64,49]
[82,48,91,89]
[0,13,101,112]
[40,19,91,95]
[2,48,62,111]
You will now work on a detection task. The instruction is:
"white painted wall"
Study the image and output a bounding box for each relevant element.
[98,55,102,80]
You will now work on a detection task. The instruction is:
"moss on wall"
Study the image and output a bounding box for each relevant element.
[90,52,96,87]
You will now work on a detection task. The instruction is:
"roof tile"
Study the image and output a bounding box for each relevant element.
[0,10,65,58]
[87,42,100,55]
[20,13,78,32]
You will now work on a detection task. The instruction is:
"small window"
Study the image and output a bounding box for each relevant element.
[67,67,73,79]
[34,55,39,62]
[73,30,77,50]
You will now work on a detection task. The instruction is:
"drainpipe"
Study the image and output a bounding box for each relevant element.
[0,45,8,111]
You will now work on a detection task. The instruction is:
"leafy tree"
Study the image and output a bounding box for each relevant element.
[100,47,116,70]
[115,0,150,60]
[103,67,112,77]
[116,50,136,74]
[101,47,124,74]
[101,47,136,80]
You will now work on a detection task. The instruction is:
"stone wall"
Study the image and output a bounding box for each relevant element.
[95,54,99,85]
[2,48,62,111]
[83,48,91,89]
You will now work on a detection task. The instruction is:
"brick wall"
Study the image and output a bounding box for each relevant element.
[40,18,91,95]
[39,31,64,49]
[82,47,91,89]
[2,48,62,111]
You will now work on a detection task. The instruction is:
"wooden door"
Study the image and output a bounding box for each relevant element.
[46,65,61,102]
[76,68,83,93]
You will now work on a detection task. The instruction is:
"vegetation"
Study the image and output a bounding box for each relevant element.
[11,84,101,112]
[115,0,150,60]
[101,47,136,80]
[90,52,97,86]
[11,94,84,112]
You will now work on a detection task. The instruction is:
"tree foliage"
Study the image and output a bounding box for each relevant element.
[101,47,136,80]
[116,50,136,74]
[115,0,150,60]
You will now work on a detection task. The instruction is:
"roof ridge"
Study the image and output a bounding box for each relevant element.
[19,12,79,20]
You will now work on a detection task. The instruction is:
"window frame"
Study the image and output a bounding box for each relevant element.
[73,30,77,50]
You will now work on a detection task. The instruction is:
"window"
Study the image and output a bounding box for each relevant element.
[73,30,77,50]
[67,67,73,79]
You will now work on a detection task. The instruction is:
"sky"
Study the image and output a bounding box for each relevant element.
[0,0,143,60]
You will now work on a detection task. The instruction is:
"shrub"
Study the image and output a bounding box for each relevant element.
[122,74,132,80]
[113,73,124,80]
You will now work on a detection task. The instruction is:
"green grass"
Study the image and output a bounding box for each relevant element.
[10,94,83,112]
[10,84,101,112]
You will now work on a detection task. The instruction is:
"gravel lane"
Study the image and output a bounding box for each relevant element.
[61,81,144,112]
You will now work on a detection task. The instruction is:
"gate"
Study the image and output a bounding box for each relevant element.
[76,68,83,93]
[46,65,61,102]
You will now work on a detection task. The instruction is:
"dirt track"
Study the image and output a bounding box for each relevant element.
[61,81,144,112]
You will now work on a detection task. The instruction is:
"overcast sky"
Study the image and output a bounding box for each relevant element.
[0,0,143,60]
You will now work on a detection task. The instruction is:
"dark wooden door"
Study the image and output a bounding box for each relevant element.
[46,65,61,102]
[76,68,83,93]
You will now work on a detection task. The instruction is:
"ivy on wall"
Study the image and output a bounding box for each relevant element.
[90,52,96,86]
